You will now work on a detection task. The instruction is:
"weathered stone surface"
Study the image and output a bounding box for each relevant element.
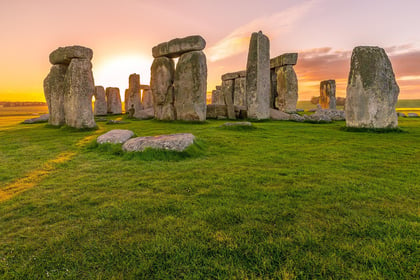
[150,57,175,120]
[306,109,345,122]
[133,107,155,120]
[246,31,270,120]
[152,35,206,58]
[140,85,150,90]
[216,86,222,90]
[94,86,107,116]
[63,59,96,128]
[49,46,93,65]
[269,109,291,120]
[97,129,134,144]
[407,113,419,117]
[221,70,245,81]
[346,46,399,129]
[320,80,336,109]
[206,104,227,119]
[126,73,143,115]
[289,113,305,122]
[221,122,253,127]
[211,89,223,105]
[123,133,195,152]
[106,87,122,115]
[124,89,130,112]
[141,88,154,109]
[233,77,246,107]
[44,64,67,126]
[23,114,50,124]
[222,79,235,119]
[276,65,298,113]
[270,53,298,69]
[174,51,207,121]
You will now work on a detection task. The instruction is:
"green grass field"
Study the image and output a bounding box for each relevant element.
[0,106,419,279]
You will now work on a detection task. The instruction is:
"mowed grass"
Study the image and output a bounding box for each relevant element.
[0,114,419,279]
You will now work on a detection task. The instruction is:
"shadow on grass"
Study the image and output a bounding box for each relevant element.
[340,126,405,133]
[87,139,206,161]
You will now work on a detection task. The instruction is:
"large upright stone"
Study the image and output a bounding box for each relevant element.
[222,79,235,119]
[233,75,247,107]
[94,86,107,116]
[106,87,122,115]
[63,59,96,128]
[320,80,336,109]
[141,86,153,109]
[44,64,67,125]
[346,46,399,128]
[126,74,143,114]
[174,51,207,121]
[276,65,298,112]
[150,57,175,120]
[246,31,270,120]
[152,35,206,58]
[49,46,93,65]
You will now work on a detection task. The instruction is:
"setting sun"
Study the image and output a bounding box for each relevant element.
[93,54,152,101]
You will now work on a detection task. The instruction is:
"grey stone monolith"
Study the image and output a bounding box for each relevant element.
[152,35,206,58]
[246,31,270,119]
[106,87,122,115]
[222,79,235,119]
[234,76,247,107]
[150,57,175,120]
[345,46,399,128]
[276,65,298,113]
[126,74,143,114]
[94,86,107,116]
[141,86,153,109]
[173,51,207,121]
[63,58,96,128]
[44,64,67,126]
[320,80,336,109]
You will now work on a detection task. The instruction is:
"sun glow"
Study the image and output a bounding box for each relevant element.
[93,54,153,101]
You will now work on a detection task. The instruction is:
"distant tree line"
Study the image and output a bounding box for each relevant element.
[0,101,47,107]
[310,96,346,106]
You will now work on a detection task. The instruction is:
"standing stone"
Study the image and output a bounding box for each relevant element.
[106,87,122,115]
[346,46,399,128]
[222,79,235,119]
[276,65,298,112]
[233,74,247,107]
[124,89,130,112]
[94,86,107,116]
[246,31,270,120]
[63,58,96,128]
[173,51,207,121]
[150,57,175,120]
[320,80,336,109]
[126,74,143,114]
[141,86,154,109]
[44,64,67,126]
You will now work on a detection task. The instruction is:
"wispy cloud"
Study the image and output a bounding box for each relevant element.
[207,0,319,62]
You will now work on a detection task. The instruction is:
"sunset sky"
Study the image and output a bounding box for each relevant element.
[1,0,420,102]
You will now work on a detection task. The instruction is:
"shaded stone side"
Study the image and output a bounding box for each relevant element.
[106,87,122,115]
[270,68,278,109]
[206,104,228,119]
[44,64,67,125]
[320,80,336,109]
[63,59,96,128]
[276,65,298,113]
[246,31,270,120]
[345,46,399,128]
[94,86,107,116]
[150,57,175,120]
[173,51,207,121]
